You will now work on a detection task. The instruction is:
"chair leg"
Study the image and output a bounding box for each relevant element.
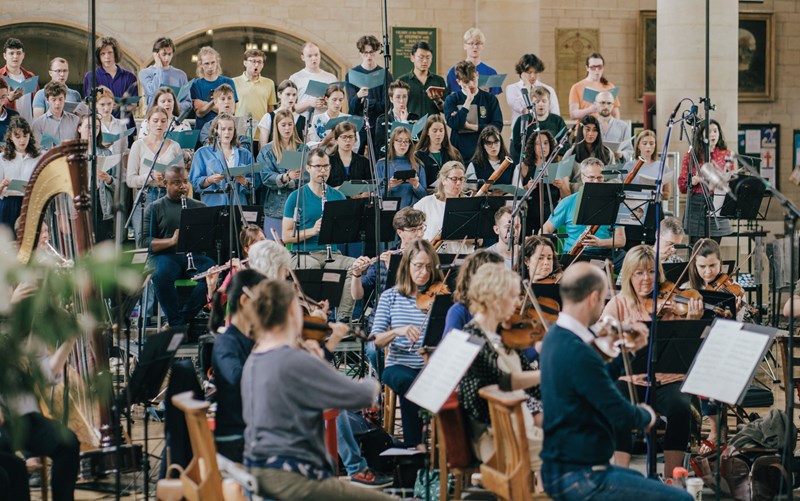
[41,457,48,501]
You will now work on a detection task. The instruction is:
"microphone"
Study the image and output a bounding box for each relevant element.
[520,88,533,111]
[305,107,314,128]
[437,263,461,270]
[699,162,736,198]
[669,100,683,122]
[173,106,192,125]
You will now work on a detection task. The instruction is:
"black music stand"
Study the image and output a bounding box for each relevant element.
[698,289,738,319]
[530,283,562,308]
[177,205,263,263]
[720,175,768,221]
[318,198,397,256]
[662,262,689,284]
[440,196,511,241]
[632,320,712,374]
[293,269,347,308]
[421,294,454,347]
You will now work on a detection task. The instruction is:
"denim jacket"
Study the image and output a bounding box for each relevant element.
[256,143,309,218]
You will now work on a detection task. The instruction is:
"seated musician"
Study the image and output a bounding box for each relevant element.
[443,249,504,336]
[281,148,356,320]
[485,205,521,269]
[240,280,395,501]
[658,216,686,263]
[370,240,441,451]
[465,126,512,185]
[601,245,703,481]
[139,165,216,329]
[414,160,472,254]
[0,281,80,501]
[457,266,544,470]
[539,262,692,501]
[205,224,266,299]
[541,157,626,272]
[525,235,562,283]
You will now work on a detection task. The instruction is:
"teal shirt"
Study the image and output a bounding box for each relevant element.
[283,184,346,252]
[547,192,612,252]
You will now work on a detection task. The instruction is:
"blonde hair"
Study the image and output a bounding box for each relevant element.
[467,263,519,315]
[248,240,291,280]
[619,245,666,308]
[463,28,486,44]
[634,130,657,162]
[195,46,221,78]
[270,108,302,163]
[434,161,465,200]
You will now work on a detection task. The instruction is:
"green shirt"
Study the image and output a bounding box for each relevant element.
[397,71,449,117]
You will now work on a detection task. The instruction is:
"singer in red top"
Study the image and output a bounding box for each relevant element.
[677,119,732,244]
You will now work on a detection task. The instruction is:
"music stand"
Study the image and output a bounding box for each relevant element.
[421,294,454,347]
[530,283,562,308]
[631,320,712,375]
[573,183,624,227]
[318,198,397,253]
[440,196,512,241]
[292,269,346,308]
[720,176,768,221]
[178,205,264,262]
[385,253,459,290]
[698,289,738,318]
[662,262,689,284]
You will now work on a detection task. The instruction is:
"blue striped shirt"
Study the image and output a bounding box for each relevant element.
[370,287,427,369]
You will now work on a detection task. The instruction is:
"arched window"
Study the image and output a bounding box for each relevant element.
[0,22,140,97]
[171,26,342,84]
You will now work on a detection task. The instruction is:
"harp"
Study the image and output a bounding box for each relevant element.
[18,139,142,479]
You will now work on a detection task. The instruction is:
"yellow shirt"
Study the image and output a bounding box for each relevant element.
[232,72,277,120]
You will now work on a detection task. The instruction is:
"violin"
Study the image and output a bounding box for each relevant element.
[535,272,562,284]
[500,296,560,350]
[649,281,732,318]
[416,281,451,312]
[706,273,758,317]
[302,315,332,342]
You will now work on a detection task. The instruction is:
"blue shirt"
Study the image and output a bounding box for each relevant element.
[282,184,346,252]
[375,156,427,209]
[345,65,393,125]
[190,145,254,207]
[190,76,239,132]
[443,89,503,163]
[212,324,254,437]
[32,88,82,113]
[446,62,502,95]
[547,192,613,253]
[138,65,191,113]
[443,301,472,338]
[370,286,427,369]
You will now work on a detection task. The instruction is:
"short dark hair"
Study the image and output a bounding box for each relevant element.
[244,48,266,61]
[392,207,425,230]
[95,36,121,65]
[356,35,381,53]
[152,37,175,53]
[454,60,476,82]
[3,38,24,52]
[560,265,606,304]
[165,165,185,178]
[307,147,329,165]
[515,53,545,75]
[388,80,410,95]
[410,41,432,55]
[44,81,67,99]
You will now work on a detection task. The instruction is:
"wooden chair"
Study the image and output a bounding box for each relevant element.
[383,384,398,435]
[171,391,247,501]
[478,385,550,501]
[26,457,48,501]
[436,393,480,500]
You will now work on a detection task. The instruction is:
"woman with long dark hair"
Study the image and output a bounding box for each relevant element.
[466,125,512,185]
[561,115,613,194]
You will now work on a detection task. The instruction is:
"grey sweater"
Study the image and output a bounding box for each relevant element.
[242,345,378,470]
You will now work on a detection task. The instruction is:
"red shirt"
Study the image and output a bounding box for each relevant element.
[0,66,37,111]
[678,146,733,195]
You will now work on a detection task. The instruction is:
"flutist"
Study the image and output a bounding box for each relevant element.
[140,165,216,329]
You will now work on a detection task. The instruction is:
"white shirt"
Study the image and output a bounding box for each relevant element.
[413,194,473,255]
[0,153,38,197]
[289,67,337,109]
[556,312,595,344]
[506,79,561,127]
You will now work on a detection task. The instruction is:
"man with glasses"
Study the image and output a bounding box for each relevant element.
[233,48,276,123]
[282,148,356,320]
[446,28,500,95]
[32,58,82,119]
[594,91,632,163]
[345,35,393,154]
[542,157,626,271]
[139,37,191,113]
[398,41,448,118]
[374,80,419,155]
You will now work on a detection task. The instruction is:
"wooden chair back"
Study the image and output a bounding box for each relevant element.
[478,385,533,501]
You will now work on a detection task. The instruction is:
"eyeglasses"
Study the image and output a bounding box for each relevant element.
[400,224,426,233]
[245,59,264,65]
[484,140,500,146]
[394,139,411,145]
[361,50,377,56]
[309,163,331,170]
[465,42,484,47]
[411,262,432,271]
[338,135,356,141]
[446,176,466,184]
[415,55,433,61]
[588,64,604,70]
[581,174,605,182]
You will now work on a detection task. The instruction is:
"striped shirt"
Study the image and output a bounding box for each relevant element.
[370,286,427,369]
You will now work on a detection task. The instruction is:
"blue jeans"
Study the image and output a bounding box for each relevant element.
[150,253,215,326]
[542,464,693,501]
[382,364,423,447]
[337,410,367,476]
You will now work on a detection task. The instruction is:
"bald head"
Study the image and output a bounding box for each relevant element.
[594,91,614,118]
[560,262,606,305]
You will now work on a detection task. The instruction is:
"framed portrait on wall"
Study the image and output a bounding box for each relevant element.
[635,10,656,100]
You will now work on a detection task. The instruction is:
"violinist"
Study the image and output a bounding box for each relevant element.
[443,249,505,336]
[525,235,561,283]
[457,264,544,480]
[486,206,521,269]
[600,245,702,483]
[542,157,626,272]
[370,240,442,451]
[240,280,395,501]
[539,263,688,501]
[414,160,473,254]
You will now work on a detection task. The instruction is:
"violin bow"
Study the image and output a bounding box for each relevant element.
[604,259,638,405]
[655,242,705,317]
[521,279,551,331]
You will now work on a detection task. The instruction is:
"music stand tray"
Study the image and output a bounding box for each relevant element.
[573,183,624,227]
[422,294,454,348]
[292,269,346,308]
[441,196,511,241]
[318,198,398,246]
[632,320,712,375]
[126,330,185,406]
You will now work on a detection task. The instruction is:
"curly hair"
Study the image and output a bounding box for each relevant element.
[2,116,40,161]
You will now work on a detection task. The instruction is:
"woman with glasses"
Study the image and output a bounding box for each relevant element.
[414,161,472,254]
[416,115,463,183]
[568,52,620,121]
[370,240,442,451]
[328,122,371,187]
[466,126,512,185]
[376,127,426,208]
[307,84,360,153]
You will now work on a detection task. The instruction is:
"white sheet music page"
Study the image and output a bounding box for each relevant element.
[681,319,770,405]
[406,329,484,413]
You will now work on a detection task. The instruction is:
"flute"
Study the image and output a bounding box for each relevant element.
[191,259,249,281]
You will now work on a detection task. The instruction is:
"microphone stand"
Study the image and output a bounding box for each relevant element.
[362,97,385,301]
[210,134,248,262]
[291,110,314,265]
[247,114,256,205]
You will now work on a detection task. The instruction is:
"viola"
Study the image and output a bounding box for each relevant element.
[705,273,758,317]
[416,281,451,312]
[499,297,560,350]
[648,281,732,318]
[302,315,332,342]
[535,272,562,284]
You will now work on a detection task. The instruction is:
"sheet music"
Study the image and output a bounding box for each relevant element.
[406,329,484,413]
[681,319,770,405]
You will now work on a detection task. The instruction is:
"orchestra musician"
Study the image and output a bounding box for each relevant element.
[542,157,626,272]
[485,205,521,269]
[281,148,356,320]
[657,216,686,263]
[370,240,442,451]
[140,165,215,329]
[205,224,266,299]
[443,249,505,336]
[414,160,472,254]
[457,263,543,477]
[601,245,702,481]
[525,235,561,283]
[240,280,394,501]
[540,262,691,501]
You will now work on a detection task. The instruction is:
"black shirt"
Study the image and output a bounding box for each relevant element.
[139,194,206,253]
[328,151,373,187]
